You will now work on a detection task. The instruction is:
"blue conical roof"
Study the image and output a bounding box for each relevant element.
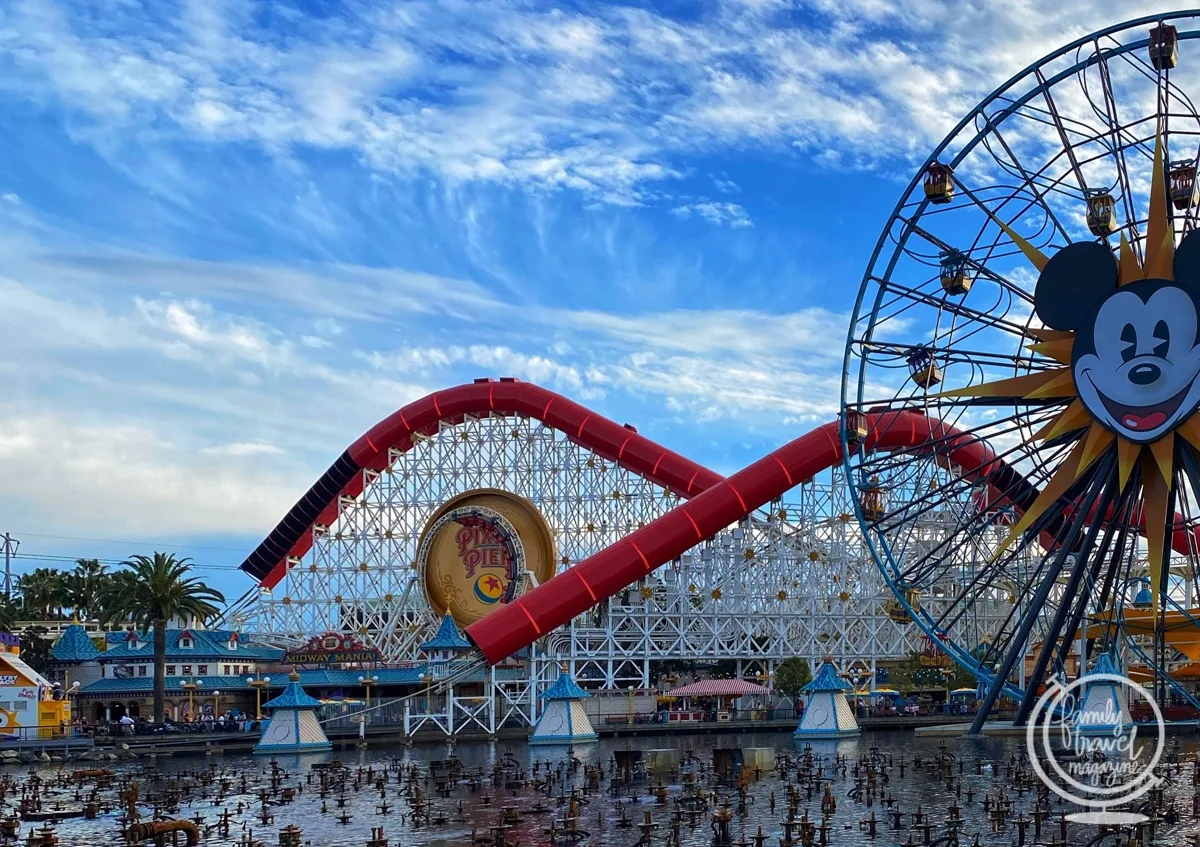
[1084,653,1121,677]
[802,662,853,692]
[541,671,590,700]
[421,614,472,652]
[51,625,100,663]
[262,680,323,710]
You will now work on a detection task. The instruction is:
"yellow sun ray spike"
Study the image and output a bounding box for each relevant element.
[1149,432,1176,488]
[990,439,1087,561]
[1117,233,1142,286]
[1024,329,1075,342]
[1141,451,1170,606]
[1143,131,1175,281]
[1145,225,1176,281]
[1177,416,1200,453]
[992,216,1050,272]
[1075,424,1114,479]
[1116,437,1140,492]
[934,368,1073,400]
[1033,398,1091,444]
[1024,369,1076,399]
[1027,337,1074,364]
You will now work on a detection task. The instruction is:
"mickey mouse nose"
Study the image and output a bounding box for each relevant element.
[1129,363,1161,385]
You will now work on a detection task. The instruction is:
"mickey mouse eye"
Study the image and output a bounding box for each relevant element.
[1121,323,1137,364]
[1153,319,1170,358]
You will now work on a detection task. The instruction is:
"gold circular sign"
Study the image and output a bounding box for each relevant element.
[418,489,556,627]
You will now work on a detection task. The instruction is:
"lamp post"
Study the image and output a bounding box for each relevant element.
[940,666,953,716]
[627,685,635,725]
[246,674,271,720]
[179,678,201,722]
[421,672,429,714]
[213,690,221,721]
[848,670,864,717]
[358,674,379,726]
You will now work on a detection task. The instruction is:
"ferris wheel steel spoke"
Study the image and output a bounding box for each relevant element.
[1036,66,1092,199]
[1092,47,1147,254]
[960,125,1075,245]
[889,215,1038,305]
[969,461,1107,733]
[867,272,1032,337]
[1089,481,1142,653]
[866,430,1072,592]
[1014,454,1119,724]
[978,121,1077,240]
[978,110,1094,201]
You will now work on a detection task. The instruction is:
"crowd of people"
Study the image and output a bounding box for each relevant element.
[71,711,263,738]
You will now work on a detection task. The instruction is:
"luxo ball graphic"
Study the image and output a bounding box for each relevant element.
[417,489,557,627]
[1034,230,1200,444]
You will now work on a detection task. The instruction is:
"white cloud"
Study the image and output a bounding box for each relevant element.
[202,442,284,456]
[2,0,1181,210]
[365,345,584,391]
[0,223,857,544]
[671,201,753,228]
[0,415,303,537]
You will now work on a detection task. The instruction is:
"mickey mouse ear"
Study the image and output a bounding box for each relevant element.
[1175,229,1200,288]
[1033,241,1118,331]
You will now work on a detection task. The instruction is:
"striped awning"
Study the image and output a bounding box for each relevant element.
[667,679,770,697]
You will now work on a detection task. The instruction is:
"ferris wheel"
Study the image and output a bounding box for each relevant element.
[843,13,1200,728]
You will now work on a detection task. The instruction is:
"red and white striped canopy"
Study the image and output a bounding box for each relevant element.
[666,679,770,697]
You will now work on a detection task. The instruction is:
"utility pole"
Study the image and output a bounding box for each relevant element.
[1,533,17,600]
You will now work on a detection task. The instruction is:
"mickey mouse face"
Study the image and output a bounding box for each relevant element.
[1034,232,1200,444]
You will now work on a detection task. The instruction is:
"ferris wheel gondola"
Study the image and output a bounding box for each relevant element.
[843,12,1200,729]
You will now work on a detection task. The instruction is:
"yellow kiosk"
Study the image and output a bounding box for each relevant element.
[0,633,69,737]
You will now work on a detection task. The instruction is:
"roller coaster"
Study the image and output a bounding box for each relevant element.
[226,13,1200,738]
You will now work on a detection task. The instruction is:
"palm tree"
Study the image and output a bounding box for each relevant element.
[99,553,225,723]
[0,598,19,634]
[65,559,107,620]
[15,568,66,620]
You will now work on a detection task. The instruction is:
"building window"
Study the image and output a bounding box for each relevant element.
[138,666,147,677]
[198,665,208,675]
[223,665,231,675]
[180,637,193,649]
[240,665,248,675]
[182,665,192,676]
[14,701,27,711]
[166,666,176,676]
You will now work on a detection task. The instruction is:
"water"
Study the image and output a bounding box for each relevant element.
[21,731,1200,845]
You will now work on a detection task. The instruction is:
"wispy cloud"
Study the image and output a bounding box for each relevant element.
[2,0,1173,574]
[0,215,849,548]
[201,442,284,457]
[0,0,1163,216]
[671,201,752,228]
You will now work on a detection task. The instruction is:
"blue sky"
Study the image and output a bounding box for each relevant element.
[0,0,1185,597]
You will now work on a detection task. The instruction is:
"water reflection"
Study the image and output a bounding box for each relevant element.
[31,731,1200,846]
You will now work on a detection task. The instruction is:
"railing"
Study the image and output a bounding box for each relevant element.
[0,726,89,748]
[321,700,410,731]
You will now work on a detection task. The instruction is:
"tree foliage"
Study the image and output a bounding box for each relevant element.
[64,559,107,621]
[18,626,53,674]
[774,657,813,701]
[98,553,225,723]
[6,556,223,631]
[15,568,66,620]
[886,651,977,692]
